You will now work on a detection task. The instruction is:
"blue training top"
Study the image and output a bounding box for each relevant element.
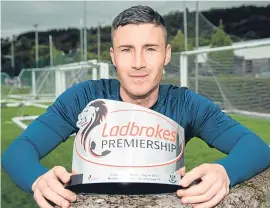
[2,79,270,194]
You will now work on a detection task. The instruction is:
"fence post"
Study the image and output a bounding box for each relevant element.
[99,63,109,79]
[90,60,97,80]
[31,70,36,97]
[55,70,65,97]
[103,63,109,79]
[180,53,188,88]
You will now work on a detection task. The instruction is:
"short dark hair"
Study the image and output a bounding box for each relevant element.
[111,5,167,43]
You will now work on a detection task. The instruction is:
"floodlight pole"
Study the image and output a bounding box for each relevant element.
[49,35,53,66]
[183,1,188,51]
[97,23,101,62]
[34,24,39,68]
[83,0,87,61]
[11,35,15,74]
[195,1,199,93]
[80,19,84,62]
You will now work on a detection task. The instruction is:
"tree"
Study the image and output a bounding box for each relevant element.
[51,46,66,65]
[188,37,211,47]
[211,23,233,47]
[31,44,64,67]
[87,52,98,60]
[170,30,193,52]
[101,50,111,61]
[208,22,234,74]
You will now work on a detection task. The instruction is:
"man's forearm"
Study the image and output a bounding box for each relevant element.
[215,133,270,187]
[2,138,48,194]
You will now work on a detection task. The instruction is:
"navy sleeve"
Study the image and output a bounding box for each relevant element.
[185,89,270,187]
[1,82,90,194]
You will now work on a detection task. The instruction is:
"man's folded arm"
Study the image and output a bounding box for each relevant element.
[213,130,270,187]
[1,105,77,194]
[185,89,270,187]
[1,84,84,194]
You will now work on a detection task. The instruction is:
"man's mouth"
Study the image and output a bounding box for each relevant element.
[129,74,149,78]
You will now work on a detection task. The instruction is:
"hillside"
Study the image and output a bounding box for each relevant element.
[1,5,270,77]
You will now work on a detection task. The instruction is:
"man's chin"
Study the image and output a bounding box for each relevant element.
[128,87,149,98]
[130,91,148,98]
[122,81,158,98]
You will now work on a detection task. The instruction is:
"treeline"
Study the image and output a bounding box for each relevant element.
[1,5,270,77]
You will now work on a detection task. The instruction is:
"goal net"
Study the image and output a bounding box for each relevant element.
[8,60,111,102]
[180,39,270,118]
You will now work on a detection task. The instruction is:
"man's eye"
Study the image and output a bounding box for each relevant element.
[147,48,155,52]
[122,48,131,52]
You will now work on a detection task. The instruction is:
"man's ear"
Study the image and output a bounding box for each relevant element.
[164,44,171,66]
[110,47,116,67]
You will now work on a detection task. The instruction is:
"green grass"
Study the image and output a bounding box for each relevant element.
[1,106,74,208]
[1,106,270,208]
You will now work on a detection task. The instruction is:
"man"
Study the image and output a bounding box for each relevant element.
[2,5,270,208]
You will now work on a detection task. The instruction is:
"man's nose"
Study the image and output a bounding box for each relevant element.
[131,51,146,70]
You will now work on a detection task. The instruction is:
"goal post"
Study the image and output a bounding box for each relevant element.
[179,38,270,118]
[8,60,112,101]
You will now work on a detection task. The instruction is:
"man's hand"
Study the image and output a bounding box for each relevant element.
[32,166,77,208]
[176,163,230,208]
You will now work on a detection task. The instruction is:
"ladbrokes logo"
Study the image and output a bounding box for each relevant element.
[100,122,177,153]
[76,100,109,157]
[75,99,184,167]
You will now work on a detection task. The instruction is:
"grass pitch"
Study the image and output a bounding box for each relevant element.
[1,105,270,208]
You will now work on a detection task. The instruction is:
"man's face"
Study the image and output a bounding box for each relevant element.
[110,23,171,98]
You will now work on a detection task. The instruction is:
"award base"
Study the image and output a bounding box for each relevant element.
[66,174,182,194]
[66,182,182,195]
